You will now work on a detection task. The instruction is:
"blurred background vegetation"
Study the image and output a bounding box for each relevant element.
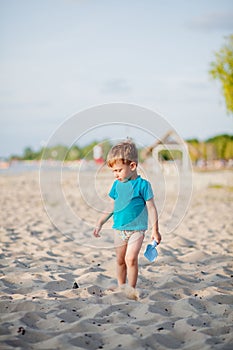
[186,134,233,162]
[9,134,233,163]
[209,34,233,115]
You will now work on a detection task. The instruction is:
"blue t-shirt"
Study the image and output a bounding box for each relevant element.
[108,175,154,230]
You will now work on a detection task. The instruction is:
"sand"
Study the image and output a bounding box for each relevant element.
[0,167,233,350]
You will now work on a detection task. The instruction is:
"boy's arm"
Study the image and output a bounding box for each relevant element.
[146,198,161,244]
[93,199,114,237]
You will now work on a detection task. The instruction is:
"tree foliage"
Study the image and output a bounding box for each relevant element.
[186,134,233,161]
[14,139,113,161]
[10,135,233,162]
[209,34,233,114]
[206,134,233,160]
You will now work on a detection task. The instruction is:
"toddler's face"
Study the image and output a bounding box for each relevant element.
[110,160,136,182]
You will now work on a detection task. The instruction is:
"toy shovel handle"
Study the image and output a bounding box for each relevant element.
[151,240,157,248]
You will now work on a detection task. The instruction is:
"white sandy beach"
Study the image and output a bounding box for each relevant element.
[0,168,233,350]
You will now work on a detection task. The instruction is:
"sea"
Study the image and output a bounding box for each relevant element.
[0,160,97,175]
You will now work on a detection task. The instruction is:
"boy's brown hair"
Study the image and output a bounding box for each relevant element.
[107,140,138,167]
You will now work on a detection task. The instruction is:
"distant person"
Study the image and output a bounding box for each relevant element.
[93,140,161,288]
[93,144,104,165]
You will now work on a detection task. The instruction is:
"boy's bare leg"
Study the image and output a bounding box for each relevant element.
[115,244,127,285]
[125,233,144,288]
[114,232,127,286]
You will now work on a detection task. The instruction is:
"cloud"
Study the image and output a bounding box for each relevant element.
[187,12,233,31]
[101,79,132,94]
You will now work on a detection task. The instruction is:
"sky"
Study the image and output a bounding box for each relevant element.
[1,0,233,158]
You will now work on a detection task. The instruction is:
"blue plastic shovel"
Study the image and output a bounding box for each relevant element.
[144,240,158,262]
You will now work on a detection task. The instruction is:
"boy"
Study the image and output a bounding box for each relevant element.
[93,140,161,288]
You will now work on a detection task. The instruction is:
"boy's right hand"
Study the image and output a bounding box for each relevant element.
[93,225,102,238]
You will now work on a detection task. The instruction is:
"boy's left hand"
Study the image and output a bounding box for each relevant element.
[151,231,161,244]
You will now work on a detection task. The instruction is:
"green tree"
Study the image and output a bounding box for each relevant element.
[207,134,233,159]
[65,145,82,161]
[41,145,68,161]
[23,147,36,160]
[209,34,233,114]
[81,141,98,160]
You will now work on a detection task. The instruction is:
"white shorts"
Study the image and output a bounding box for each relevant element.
[114,230,145,246]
